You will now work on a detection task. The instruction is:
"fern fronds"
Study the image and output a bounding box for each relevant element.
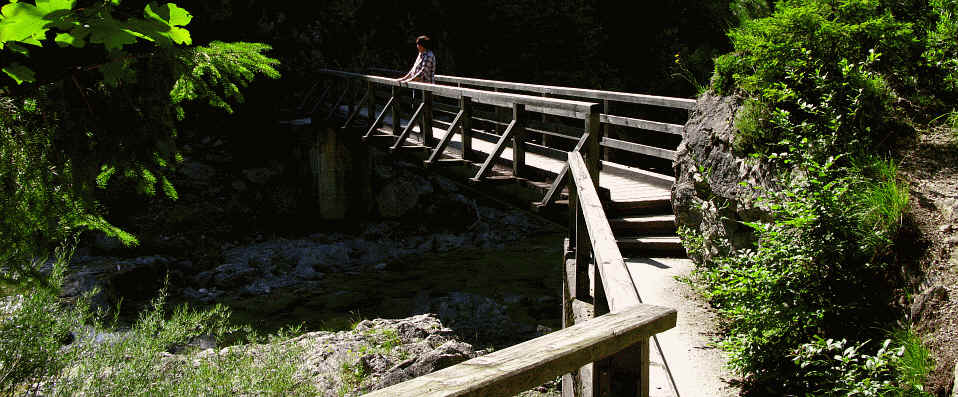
[170,41,280,119]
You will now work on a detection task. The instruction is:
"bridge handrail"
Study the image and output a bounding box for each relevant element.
[319,69,600,119]
[438,75,696,110]
[366,67,695,110]
[567,151,642,312]
[362,303,676,397]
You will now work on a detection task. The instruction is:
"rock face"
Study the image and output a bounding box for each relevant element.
[671,92,781,262]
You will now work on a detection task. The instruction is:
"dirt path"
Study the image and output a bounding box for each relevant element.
[625,257,739,397]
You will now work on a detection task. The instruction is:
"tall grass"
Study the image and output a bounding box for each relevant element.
[852,157,910,252]
[0,252,315,396]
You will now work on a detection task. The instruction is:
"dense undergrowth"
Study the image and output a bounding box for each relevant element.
[0,249,312,396]
[682,0,956,394]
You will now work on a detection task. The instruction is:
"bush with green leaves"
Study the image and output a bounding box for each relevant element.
[792,331,932,397]
[688,153,912,390]
[0,1,279,284]
[712,0,921,156]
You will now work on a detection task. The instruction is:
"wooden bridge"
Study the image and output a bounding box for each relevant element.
[312,69,695,397]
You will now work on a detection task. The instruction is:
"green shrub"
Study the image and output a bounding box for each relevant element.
[924,0,958,96]
[713,0,913,157]
[792,330,933,397]
[692,156,905,389]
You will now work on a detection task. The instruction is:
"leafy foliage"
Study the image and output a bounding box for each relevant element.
[171,41,280,119]
[792,334,932,397]
[0,1,279,283]
[713,0,915,157]
[692,156,899,383]
[924,0,958,96]
[689,0,952,393]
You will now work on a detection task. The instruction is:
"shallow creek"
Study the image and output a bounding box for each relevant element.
[214,232,565,347]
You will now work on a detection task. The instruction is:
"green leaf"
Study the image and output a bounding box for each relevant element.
[36,0,76,14]
[54,32,84,47]
[89,18,137,51]
[143,2,192,45]
[145,2,192,27]
[2,63,36,84]
[0,2,49,46]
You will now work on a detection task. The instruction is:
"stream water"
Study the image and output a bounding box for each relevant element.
[214,231,565,347]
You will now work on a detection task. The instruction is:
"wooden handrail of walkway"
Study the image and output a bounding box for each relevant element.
[318,69,678,396]
[363,304,676,397]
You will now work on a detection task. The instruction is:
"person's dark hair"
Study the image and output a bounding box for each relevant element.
[416,35,432,50]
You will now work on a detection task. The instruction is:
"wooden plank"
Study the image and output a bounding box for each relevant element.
[434,74,697,110]
[340,90,369,129]
[600,137,676,160]
[536,164,569,208]
[363,304,676,397]
[601,114,684,135]
[390,102,425,151]
[568,152,642,313]
[470,119,518,182]
[426,107,466,165]
[363,95,396,140]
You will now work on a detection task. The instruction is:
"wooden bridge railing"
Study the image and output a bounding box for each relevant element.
[317,69,678,396]
[319,68,604,191]
[366,68,695,180]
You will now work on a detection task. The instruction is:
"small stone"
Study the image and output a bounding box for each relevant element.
[198,288,208,294]
[940,224,953,233]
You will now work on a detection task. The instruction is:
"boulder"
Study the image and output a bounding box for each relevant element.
[672,91,782,262]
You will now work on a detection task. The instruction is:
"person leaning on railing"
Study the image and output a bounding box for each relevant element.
[397,35,436,84]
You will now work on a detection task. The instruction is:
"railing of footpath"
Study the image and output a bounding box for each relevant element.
[317,69,678,397]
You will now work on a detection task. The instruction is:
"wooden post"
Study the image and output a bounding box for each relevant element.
[584,105,601,189]
[391,86,401,135]
[367,82,377,129]
[542,92,552,147]
[512,103,526,178]
[494,88,504,134]
[422,90,434,146]
[461,96,473,161]
[601,99,612,162]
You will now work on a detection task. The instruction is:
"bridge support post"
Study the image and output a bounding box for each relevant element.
[512,103,526,177]
[421,91,434,147]
[584,106,601,189]
[461,96,473,160]
[391,86,401,135]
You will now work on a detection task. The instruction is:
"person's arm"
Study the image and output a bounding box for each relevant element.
[397,53,421,82]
